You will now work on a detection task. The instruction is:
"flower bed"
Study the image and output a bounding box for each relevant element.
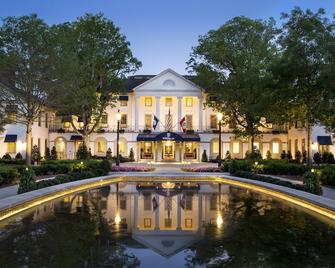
[111,166,155,172]
[182,167,223,172]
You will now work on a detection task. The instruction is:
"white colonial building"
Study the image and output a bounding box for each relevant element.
[0,69,333,161]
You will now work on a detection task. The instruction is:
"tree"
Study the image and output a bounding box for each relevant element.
[53,14,141,145]
[50,146,57,160]
[76,143,90,160]
[0,14,57,165]
[31,145,41,163]
[201,150,208,162]
[44,147,51,160]
[276,8,335,164]
[188,17,280,154]
[129,148,135,162]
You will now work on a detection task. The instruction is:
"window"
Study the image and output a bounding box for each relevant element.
[119,140,126,155]
[210,194,218,210]
[100,113,108,127]
[212,141,219,154]
[97,142,103,153]
[186,97,193,107]
[7,142,16,154]
[288,140,292,152]
[253,142,260,151]
[144,142,152,153]
[272,142,279,154]
[165,218,172,228]
[45,139,48,152]
[302,139,306,152]
[120,114,127,127]
[120,100,128,106]
[38,138,41,153]
[120,195,127,210]
[185,194,193,210]
[38,112,41,127]
[165,97,173,107]
[185,142,193,153]
[145,97,152,107]
[210,115,218,129]
[7,112,17,123]
[144,218,151,228]
[45,113,48,128]
[144,194,152,211]
[295,139,298,153]
[145,114,152,129]
[185,218,193,228]
[185,115,193,129]
[233,142,240,154]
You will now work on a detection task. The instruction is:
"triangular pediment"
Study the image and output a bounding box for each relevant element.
[134,68,202,97]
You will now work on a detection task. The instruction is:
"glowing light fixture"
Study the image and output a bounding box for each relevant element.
[116,111,122,121]
[115,214,121,224]
[162,182,175,189]
[217,214,223,228]
[217,112,223,121]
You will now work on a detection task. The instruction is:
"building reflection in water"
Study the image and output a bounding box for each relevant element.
[32,182,273,257]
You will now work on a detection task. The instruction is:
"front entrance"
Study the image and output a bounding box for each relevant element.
[162,141,175,160]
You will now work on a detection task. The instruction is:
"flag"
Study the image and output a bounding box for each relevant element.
[153,115,159,130]
[152,196,158,211]
[179,117,186,132]
[179,194,186,210]
[167,108,172,131]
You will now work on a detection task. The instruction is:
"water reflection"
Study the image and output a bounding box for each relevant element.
[0,182,335,267]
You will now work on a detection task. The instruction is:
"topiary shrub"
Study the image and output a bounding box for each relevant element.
[313,152,322,164]
[18,168,36,194]
[320,165,335,186]
[99,159,111,173]
[44,147,51,161]
[31,145,41,163]
[2,153,11,160]
[280,150,286,160]
[229,159,240,175]
[50,146,57,160]
[106,148,112,159]
[0,167,20,184]
[201,150,208,162]
[76,143,90,160]
[129,148,135,162]
[224,150,231,160]
[15,152,23,160]
[302,150,307,163]
[245,149,262,160]
[322,152,335,164]
[266,150,272,160]
[303,171,322,195]
[295,150,302,163]
[287,150,292,160]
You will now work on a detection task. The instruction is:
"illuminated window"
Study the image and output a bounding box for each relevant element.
[120,114,127,127]
[185,194,193,210]
[185,142,193,153]
[7,142,16,154]
[272,142,279,154]
[185,115,193,129]
[145,97,152,107]
[120,195,127,210]
[38,112,41,127]
[120,100,128,106]
[119,140,126,155]
[165,218,172,228]
[145,114,152,129]
[233,142,240,154]
[101,113,108,126]
[144,194,152,211]
[97,142,103,153]
[186,97,193,107]
[212,141,219,154]
[144,142,152,153]
[210,115,218,129]
[45,113,48,128]
[210,194,218,210]
[144,218,151,228]
[185,218,193,228]
[253,142,260,150]
[165,97,173,107]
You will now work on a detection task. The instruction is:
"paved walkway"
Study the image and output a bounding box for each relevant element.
[0,163,334,201]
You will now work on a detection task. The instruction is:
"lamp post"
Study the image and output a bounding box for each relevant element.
[217,112,223,167]
[116,110,122,166]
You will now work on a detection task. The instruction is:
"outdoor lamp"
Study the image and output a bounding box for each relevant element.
[217,112,223,121]
[116,110,122,121]
[217,214,223,228]
[115,214,121,224]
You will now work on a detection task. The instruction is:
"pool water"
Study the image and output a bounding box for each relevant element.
[0,181,334,268]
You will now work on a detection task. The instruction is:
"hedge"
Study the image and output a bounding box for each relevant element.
[0,167,20,185]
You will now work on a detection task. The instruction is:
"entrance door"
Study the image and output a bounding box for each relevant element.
[162,141,175,160]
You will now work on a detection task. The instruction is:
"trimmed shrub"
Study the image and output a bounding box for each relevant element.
[18,168,36,194]
[201,150,208,162]
[313,152,322,164]
[224,150,231,160]
[261,160,308,176]
[76,143,90,160]
[0,167,20,184]
[302,151,307,163]
[129,148,135,162]
[266,150,272,160]
[15,152,23,160]
[2,153,11,160]
[44,147,51,161]
[50,146,57,160]
[99,159,111,173]
[287,150,292,160]
[245,149,262,160]
[320,165,335,186]
[229,160,240,174]
[295,150,302,163]
[322,152,335,164]
[280,150,287,160]
[106,148,112,159]
[303,171,322,195]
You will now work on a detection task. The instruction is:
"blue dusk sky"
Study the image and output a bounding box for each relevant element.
[1,1,335,75]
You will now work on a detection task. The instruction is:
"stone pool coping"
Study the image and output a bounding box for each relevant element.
[0,172,335,221]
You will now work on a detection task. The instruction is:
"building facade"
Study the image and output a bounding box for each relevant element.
[0,68,333,161]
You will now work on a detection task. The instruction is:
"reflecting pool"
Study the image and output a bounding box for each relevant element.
[0,181,335,267]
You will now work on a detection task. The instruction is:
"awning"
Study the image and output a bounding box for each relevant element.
[317,136,333,145]
[137,132,200,142]
[119,95,129,101]
[70,135,83,141]
[4,134,17,142]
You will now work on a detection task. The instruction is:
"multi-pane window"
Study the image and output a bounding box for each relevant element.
[272,142,279,154]
[120,195,127,210]
[45,113,48,128]
[185,194,193,210]
[144,194,152,211]
[120,100,128,106]
[145,97,152,107]
[144,218,151,228]
[165,97,173,107]
[253,142,260,151]
[7,142,16,154]
[295,139,298,153]
[145,114,152,129]
[212,141,219,154]
[302,139,306,152]
[210,194,218,210]
[100,113,108,127]
[165,218,172,228]
[45,139,48,152]
[210,115,218,129]
[38,138,41,154]
[97,141,104,153]
[233,142,240,154]
[185,115,192,129]
[186,97,193,107]
[185,218,193,228]
[38,113,42,127]
[120,114,127,127]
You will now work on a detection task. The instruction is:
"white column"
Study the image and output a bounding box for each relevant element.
[178,96,182,131]
[198,95,203,131]
[155,194,160,230]
[135,96,139,131]
[155,96,161,132]
[134,192,139,230]
[177,194,182,229]
[198,193,202,229]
